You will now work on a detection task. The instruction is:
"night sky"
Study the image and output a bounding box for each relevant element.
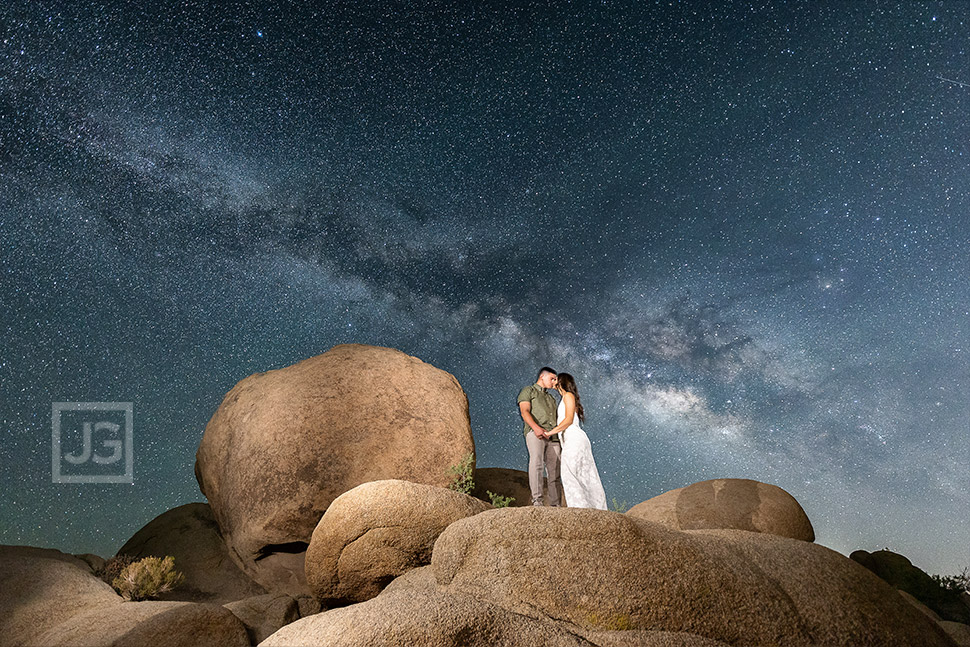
[2,2,968,576]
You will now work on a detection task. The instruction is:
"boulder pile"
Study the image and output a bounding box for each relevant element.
[264,505,957,647]
[194,344,475,591]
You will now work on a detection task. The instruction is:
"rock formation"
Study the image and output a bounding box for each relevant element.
[627,478,815,541]
[194,344,475,592]
[261,507,956,646]
[432,507,936,643]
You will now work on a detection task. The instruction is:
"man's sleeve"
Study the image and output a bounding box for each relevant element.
[516,385,532,404]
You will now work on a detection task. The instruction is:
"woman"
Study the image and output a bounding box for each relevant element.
[545,373,608,510]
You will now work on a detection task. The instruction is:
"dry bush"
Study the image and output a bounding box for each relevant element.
[112,555,185,601]
[93,554,137,587]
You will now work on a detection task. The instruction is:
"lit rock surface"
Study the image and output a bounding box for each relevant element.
[194,344,475,591]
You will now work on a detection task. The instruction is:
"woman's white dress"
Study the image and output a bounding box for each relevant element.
[557,399,608,510]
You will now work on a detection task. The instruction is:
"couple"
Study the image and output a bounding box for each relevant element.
[517,367,608,509]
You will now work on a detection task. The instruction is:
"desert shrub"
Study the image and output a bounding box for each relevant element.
[112,555,185,601]
[94,554,137,586]
[933,567,970,594]
[486,490,514,508]
[608,497,629,513]
[447,452,475,495]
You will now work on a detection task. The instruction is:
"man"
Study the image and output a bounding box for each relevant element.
[517,367,562,507]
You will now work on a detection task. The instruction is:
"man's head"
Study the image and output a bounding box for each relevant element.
[536,367,558,389]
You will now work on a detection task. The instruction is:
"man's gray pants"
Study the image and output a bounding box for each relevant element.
[525,432,562,506]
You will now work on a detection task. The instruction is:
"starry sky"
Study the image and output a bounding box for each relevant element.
[2,1,968,576]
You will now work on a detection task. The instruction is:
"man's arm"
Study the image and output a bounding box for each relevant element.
[518,401,546,438]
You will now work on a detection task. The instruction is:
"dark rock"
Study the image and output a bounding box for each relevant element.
[850,549,970,624]
[471,467,553,507]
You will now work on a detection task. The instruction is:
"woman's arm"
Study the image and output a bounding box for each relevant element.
[547,392,576,436]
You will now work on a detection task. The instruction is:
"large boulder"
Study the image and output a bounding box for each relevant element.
[850,549,970,624]
[305,479,490,604]
[626,478,815,542]
[195,344,475,591]
[0,545,249,647]
[259,587,731,647]
[428,507,955,646]
[117,502,267,604]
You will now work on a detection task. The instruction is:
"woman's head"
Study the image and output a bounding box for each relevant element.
[556,372,585,423]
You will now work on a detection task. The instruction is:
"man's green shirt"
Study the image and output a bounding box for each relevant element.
[517,383,557,435]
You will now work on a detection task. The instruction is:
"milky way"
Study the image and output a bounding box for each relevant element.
[2,1,968,575]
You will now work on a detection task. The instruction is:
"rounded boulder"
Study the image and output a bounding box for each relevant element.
[626,478,815,542]
[195,344,474,587]
[305,479,490,604]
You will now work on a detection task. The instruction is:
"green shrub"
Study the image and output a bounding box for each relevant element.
[486,490,514,508]
[447,452,475,495]
[112,555,185,601]
[608,497,629,513]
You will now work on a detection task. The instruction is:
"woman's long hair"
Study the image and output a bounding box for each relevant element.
[557,372,585,423]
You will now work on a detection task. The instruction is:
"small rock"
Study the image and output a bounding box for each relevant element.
[72,553,106,573]
[0,545,249,647]
[32,600,250,647]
